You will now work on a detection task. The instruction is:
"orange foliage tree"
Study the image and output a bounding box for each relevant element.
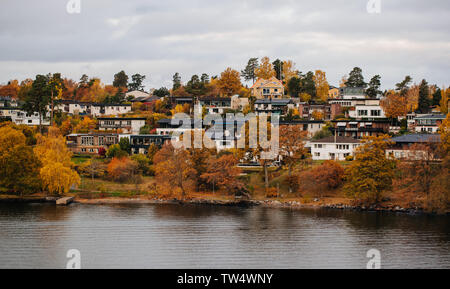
[201,154,244,194]
[153,143,196,198]
[217,68,242,96]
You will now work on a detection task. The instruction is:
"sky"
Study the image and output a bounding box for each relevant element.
[0,0,449,90]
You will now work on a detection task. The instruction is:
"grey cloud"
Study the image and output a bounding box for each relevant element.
[0,0,449,89]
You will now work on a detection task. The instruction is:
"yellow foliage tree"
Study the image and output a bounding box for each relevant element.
[255,57,275,79]
[282,60,297,84]
[313,70,329,103]
[439,87,449,114]
[34,128,80,195]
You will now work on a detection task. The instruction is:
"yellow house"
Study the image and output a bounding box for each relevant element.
[328,86,340,99]
[251,77,284,99]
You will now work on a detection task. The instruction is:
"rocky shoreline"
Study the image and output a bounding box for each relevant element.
[1,195,440,215]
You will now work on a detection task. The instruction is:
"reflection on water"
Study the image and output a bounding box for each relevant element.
[0,203,449,269]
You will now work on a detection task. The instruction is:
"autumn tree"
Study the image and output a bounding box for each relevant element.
[279,125,308,192]
[282,60,297,85]
[241,58,259,84]
[313,70,329,103]
[0,126,41,196]
[153,143,196,198]
[311,110,325,120]
[107,157,139,183]
[381,90,408,119]
[439,87,449,114]
[299,160,344,198]
[201,154,244,194]
[217,68,242,96]
[344,135,396,205]
[73,116,96,133]
[0,80,19,99]
[34,128,80,196]
[255,57,276,79]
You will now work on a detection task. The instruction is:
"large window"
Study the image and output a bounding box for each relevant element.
[81,136,94,146]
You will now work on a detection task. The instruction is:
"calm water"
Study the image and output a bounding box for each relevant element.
[0,203,449,269]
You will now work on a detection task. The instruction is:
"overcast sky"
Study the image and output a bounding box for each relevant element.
[0,0,449,90]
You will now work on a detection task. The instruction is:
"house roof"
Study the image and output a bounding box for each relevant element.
[415,114,446,120]
[97,117,146,121]
[251,77,283,89]
[390,134,441,143]
[310,136,360,144]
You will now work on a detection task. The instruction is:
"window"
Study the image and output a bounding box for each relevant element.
[314,152,320,157]
[371,110,381,116]
[358,110,368,116]
[81,136,94,146]
[314,144,323,149]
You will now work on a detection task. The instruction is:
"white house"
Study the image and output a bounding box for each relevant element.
[310,136,361,161]
[348,105,386,119]
[413,114,446,133]
[9,110,50,126]
[53,101,131,117]
[97,117,146,134]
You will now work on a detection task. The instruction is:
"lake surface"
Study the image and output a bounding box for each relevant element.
[0,203,449,269]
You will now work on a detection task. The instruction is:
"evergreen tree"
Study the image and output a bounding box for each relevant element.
[172,72,182,91]
[345,67,367,88]
[23,74,51,133]
[272,59,284,81]
[113,70,128,88]
[417,79,430,113]
[366,75,381,98]
[128,73,146,91]
[241,58,259,84]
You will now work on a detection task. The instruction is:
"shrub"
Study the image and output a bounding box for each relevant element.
[299,160,344,197]
[107,157,138,183]
[106,144,128,158]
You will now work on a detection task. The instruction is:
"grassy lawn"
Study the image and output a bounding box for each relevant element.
[71,155,92,165]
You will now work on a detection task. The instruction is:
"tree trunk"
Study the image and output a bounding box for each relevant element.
[50,90,54,126]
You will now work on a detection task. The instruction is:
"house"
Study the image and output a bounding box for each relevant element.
[129,134,171,154]
[386,134,441,160]
[198,97,232,114]
[328,86,340,99]
[125,90,149,100]
[339,87,366,99]
[280,120,326,138]
[156,118,204,142]
[204,118,246,151]
[413,114,446,133]
[10,110,50,126]
[254,99,294,116]
[251,77,284,99]
[310,136,361,160]
[297,103,342,120]
[53,100,132,117]
[231,95,249,111]
[333,119,390,139]
[66,133,120,155]
[97,117,146,134]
